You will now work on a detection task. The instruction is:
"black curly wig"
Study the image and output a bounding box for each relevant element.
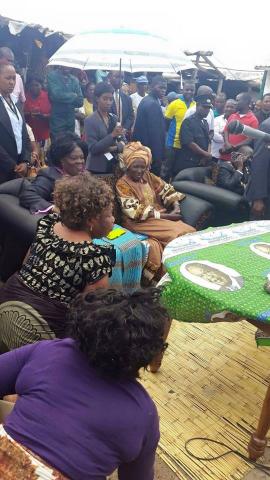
[47,132,88,167]
[68,288,169,380]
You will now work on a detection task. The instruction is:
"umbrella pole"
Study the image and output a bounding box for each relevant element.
[118,58,122,124]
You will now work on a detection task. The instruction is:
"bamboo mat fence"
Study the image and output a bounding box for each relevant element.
[141,321,270,480]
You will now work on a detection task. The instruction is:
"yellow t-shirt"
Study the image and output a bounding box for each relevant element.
[83,98,94,118]
[165,97,196,149]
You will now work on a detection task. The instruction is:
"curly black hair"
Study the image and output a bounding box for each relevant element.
[67,288,169,380]
[47,132,88,167]
[54,172,113,230]
[94,81,114,98]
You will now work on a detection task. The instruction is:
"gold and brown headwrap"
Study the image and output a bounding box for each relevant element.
[121,142,152,169]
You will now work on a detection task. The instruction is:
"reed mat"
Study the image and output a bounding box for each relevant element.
[141,321,270,480]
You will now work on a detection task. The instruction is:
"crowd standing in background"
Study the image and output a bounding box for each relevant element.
[1,43,270,479]
[0,45,269,219]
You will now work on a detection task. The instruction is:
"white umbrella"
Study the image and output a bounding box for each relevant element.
[48,28,194,73]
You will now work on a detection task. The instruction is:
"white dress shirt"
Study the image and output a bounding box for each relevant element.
[0,93,23,154]
[13,74,26,103]
[130,92,147,115]
[211,114,227,158]
[184,104,215,131]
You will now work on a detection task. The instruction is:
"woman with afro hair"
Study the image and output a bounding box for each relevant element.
[0,172,115,349]
[0,288,168,479]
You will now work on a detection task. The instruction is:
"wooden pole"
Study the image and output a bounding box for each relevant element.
[118,58,122,124]
[217,77,224,94]
[248,383,270,460]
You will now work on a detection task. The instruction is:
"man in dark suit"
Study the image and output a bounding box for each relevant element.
[133,75,167,176]
[108,71,134,132]
[246,117,270,219]
[179,96,213,172]
[0,62,31,184]
[216,158,245,195]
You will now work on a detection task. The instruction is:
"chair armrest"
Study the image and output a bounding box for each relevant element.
[180,194,214,230]
[0,178,26,196]
[0,194,38,242]
[173,180,249,211]
[174,167,212,182]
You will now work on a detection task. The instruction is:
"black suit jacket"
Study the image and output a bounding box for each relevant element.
[85,111,118,173]
[133,93,166,174]
[0,99,31,184]
[216,160,244,195]
[19,166,62,213]
[111,91,134,131]
[246,118,270,203]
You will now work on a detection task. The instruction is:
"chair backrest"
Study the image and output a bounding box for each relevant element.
[174,167,212,184]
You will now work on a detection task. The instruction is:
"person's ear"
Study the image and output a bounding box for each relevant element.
[86,218,94,233]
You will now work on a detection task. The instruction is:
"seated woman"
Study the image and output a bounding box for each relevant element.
[19,132,87,213]
[116,142,195,283]
[0,288,167,480]
[84,81,125,174]
[0,172,115,348]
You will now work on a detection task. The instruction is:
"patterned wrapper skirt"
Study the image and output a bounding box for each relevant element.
[0,425,68,479]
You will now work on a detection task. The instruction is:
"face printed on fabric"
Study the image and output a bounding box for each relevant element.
[186,263,232,287]
[256,244,270,254]
[60,146,85,176]
[0,64,16,96]
[90,203,115,238]
[97,92,114,112]
[127,158,147,182]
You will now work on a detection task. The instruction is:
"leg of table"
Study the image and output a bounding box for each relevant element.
[248,383,270,460]
[149,318,172,373]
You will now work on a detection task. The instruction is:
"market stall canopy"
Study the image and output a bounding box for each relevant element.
[48,28,195,73]
[0,15,70,65]
[185,50,264,83]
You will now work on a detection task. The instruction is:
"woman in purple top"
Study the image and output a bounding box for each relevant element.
[0,287,169,479]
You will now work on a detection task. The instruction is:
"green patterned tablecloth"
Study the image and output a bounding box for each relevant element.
[160,221,270,324]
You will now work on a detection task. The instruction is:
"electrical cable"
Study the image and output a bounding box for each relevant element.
[185,437,270,476]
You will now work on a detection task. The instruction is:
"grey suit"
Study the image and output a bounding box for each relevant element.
[84,111,118,173]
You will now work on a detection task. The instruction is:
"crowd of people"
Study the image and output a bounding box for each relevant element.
[1,43,270,478]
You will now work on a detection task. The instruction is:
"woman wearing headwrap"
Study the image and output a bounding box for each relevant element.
[116,142,195,283]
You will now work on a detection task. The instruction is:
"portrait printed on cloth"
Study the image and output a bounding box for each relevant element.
[180,260,244,292]
[250,242,270,260]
